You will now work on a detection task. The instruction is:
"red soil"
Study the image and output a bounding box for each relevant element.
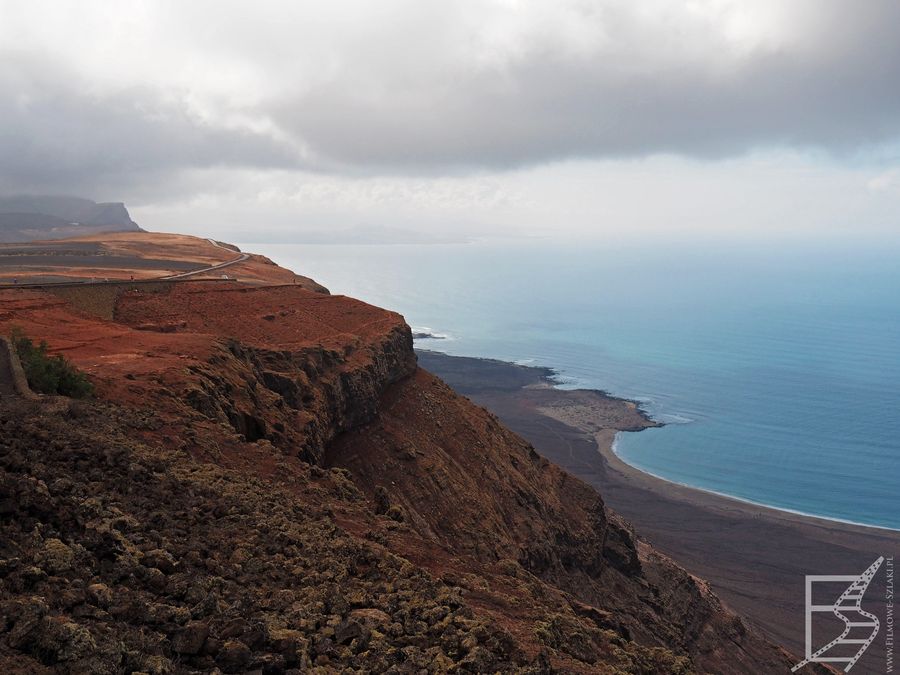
[114,282,403,352]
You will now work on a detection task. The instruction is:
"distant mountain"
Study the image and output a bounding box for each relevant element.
[0,195,142,242]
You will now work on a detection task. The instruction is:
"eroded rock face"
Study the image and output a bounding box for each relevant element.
[109,282,417,464]
[180,325,416,463]
[325,370,797,673]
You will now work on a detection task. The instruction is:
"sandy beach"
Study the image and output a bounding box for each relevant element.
[418,348,900,670]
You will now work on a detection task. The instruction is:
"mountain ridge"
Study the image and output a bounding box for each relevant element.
[0,196,142,242]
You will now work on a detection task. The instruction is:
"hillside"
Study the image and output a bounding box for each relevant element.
[0,239,800,673]
[0,196,142,243]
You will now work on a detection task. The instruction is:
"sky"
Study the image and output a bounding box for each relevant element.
[1,0,899,242]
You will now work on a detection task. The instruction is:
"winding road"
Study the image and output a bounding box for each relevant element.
[0,238,250,287]
[161,239,250,279]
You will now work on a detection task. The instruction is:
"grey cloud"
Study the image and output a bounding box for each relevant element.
[273,0,900,169]
[0,54,303,196]
[4,0,900,200]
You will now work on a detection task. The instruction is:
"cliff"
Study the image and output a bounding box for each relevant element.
[0,196,141,242]
[0,260,797,673]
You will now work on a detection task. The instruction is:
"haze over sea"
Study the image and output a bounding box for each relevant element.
[247,236,900,530]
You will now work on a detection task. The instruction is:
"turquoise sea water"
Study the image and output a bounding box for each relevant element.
[243,236,900,530]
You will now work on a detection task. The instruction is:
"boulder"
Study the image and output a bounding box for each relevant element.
[37,538,74,574]
[172,621,209,655]
[216,640,251,673]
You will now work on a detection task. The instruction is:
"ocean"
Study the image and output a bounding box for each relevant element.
[242,236,900,530]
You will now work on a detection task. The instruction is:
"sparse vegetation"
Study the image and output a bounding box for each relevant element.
[10,327,93,398]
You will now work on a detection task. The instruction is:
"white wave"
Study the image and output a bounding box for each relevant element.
[411,325,454,340]
[658,413,695,425]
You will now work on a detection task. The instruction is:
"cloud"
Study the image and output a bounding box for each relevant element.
[867,169,900,192]
[273,0,900,169]
[2,0,900,197]
[0,52,306,197]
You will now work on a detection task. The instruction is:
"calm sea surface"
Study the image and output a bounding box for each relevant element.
[243,236,900,529]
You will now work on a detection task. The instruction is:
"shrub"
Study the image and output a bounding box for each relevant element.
[9,327,94,398]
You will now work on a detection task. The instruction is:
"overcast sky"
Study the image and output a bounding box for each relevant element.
[2,0,899,241]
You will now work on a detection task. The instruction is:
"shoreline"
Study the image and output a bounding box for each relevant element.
[607,431,900,534]
[416,347,900,665]
[420,346,898,533]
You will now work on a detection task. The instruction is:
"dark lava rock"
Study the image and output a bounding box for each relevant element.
[172,620,209,655]
[216,639,252,673]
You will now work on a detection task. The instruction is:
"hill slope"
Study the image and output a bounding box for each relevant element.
[0,248,800,673]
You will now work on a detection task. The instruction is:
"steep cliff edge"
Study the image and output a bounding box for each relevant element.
[111,282,416,464]
[0,264,798,673]
[325,370,797,673]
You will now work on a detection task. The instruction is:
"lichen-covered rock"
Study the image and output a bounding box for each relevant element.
[349,608,391,628]
[36,538,74,574]
[216,639,251,672]
[0,404,525,673]
[142,549,177,574]
[33,617,98,665]
[86,583,113,608]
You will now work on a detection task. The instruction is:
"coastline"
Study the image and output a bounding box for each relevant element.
[417,347,900,665]
[607,430,900,534]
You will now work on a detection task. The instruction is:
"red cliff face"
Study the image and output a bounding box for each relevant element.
[112,283,417,464]
[0,276,796,673]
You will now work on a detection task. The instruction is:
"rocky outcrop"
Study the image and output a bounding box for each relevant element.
[180,323,416,462]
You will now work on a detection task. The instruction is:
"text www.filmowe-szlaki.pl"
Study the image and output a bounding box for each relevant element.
[888,556,894,673]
